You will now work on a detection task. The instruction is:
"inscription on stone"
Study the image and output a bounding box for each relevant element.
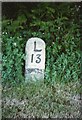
[25,37,45,81]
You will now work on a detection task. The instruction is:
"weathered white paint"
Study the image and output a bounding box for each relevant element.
[25,37,45,81]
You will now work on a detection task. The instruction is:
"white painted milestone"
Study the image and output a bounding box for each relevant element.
[25,37,45,81]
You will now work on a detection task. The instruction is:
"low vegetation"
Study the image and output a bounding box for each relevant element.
[2,81,81,118]
[2,2,81,118]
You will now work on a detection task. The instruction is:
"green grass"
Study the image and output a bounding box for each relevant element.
[2,80,81,118]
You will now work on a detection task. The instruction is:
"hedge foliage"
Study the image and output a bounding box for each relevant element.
[2,3,80,85]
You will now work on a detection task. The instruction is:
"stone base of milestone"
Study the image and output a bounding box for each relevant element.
[25,68,44,83]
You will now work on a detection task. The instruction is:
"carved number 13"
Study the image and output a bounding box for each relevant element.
[31,54,41,63]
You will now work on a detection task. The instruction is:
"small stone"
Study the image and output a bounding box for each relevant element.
[25,37,45,82]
